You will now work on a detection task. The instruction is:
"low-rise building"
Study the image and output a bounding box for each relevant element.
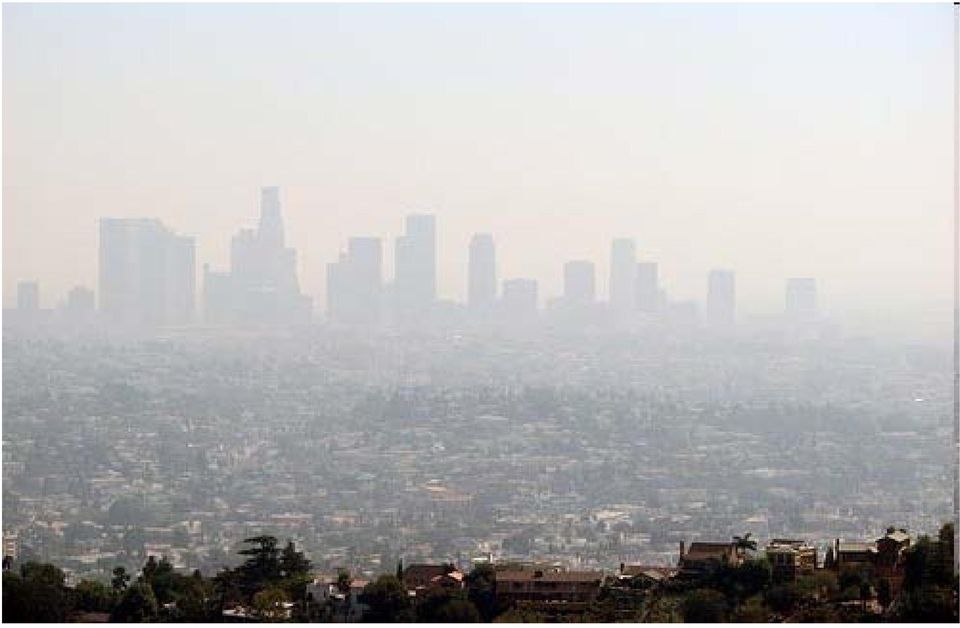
[678,541,742,577]
[402,563,464,596]
[495,567,602,610]
[833,539,876,570]
[765,539,817,581]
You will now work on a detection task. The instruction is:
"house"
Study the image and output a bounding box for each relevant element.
[678,541,742,577]
[616,564,678,589]
[494,568,603,610]
[833,540,876,570]
[402,563,464,596]
[765,539,817,581]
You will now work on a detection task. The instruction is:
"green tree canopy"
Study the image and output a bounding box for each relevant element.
[111,581,158,623]
[361,575,413,622]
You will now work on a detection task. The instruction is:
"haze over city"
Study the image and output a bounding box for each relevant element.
[3,3,955,341]
[2,3,958,624]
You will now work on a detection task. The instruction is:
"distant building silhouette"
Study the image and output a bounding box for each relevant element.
[563,261,595,306]
[707,270,736,328]
[468,233,497,312]
[394,214,436,319]
[327,236,383,326]
[65,285,95,313]
[99,218,195,327]
[501,278,538,318]
[203,187,310,326]
[17,281,39,312]
[785,277,817,322]
[609,239,636,313]
[635,262,659,313]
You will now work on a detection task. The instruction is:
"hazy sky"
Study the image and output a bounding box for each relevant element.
[3,3,954,337]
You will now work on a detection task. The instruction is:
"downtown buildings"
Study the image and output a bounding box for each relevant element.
[99,218,196,327]
[14,190,823,333]
[203,187,311,327]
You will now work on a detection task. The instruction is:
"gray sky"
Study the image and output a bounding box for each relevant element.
[3,3,954,338]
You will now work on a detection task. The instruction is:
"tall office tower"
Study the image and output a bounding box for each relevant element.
[707,269,736,328]
[502,278,538,318]
[785,277,817,322]
[65,286,95,312]
[17,281,39,312]
[609,238,637,313]
[563,260,596,306]
[204,187,311,325]
[258,186,284,249]
[635,262,660,313]
[99,218,195,327]
[394,214,436,316]
[327,237,383,326]
[468,233,497,311]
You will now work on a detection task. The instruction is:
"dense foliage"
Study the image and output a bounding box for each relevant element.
[2,525,956,623]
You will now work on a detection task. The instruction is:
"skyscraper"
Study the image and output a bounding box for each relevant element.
[99,218,195,327]
[502,278,538,318]
[327,236,383,326]
[65,286,95,313]
[394,214,436,317]
[468,233,497,312]
[635,262,659,313]
[785,277,817,322]
[17,281,38,312]
[707,269,736,328]
[563,261,596,306]
[609,238,636,313]
[203,187,310,326]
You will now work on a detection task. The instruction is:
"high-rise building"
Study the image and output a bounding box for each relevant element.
[468,233,497,311]
[785,278,817,322]
[394,214,436,317]
[203,187,310,326]
[635,262,659,313]
[502,278,538,318]
[65,286,95,313]
[327,237,383,326]
[707,269,736,328]
[17,281,39,312]
[99,218,195,327]
[563,260,595,306]
[609,238,636,313]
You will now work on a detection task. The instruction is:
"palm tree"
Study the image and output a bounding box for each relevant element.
[732,533,758,560]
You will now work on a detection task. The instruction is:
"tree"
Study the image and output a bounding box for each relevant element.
[140,555,176,604]
[877,578,892,609]
[432,598,481,622]
[361,575,412,622]
[764,584,798,614]
[172,570,216,622]
[253,587,290,621]
[731,596,768,622]
[111,566,130,594]
[416,588,480,623]
[337,568,352,595]
[681,589,728,623]
[111,581,158,622]
[2,562,70,622]
[732,532,758,557]
[466,563,499,621]
[73,579,116,613]
[279,540,311,578]
[237,535,281,592]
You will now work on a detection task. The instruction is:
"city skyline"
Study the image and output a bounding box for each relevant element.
[3,3,954,341]
[7,191,832,330]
